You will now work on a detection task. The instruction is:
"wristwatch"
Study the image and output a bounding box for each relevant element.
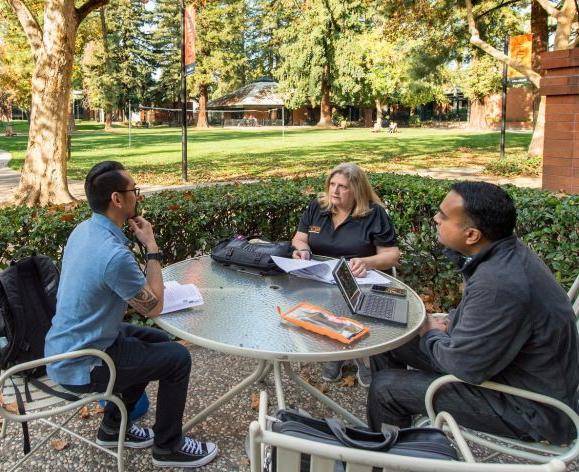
[145,251,163,262]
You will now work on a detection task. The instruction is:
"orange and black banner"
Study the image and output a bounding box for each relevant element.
[184,5,196,76]
[508,33,532,81]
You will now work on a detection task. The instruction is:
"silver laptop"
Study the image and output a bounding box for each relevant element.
[332,258,408,326]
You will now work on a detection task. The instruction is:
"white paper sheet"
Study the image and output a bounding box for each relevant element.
[271,256,390,285]
[161,280,204,315]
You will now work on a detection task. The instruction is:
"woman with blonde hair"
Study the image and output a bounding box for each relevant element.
[291,162,400,386]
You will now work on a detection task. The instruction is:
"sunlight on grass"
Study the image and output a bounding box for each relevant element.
[1,121,531,185]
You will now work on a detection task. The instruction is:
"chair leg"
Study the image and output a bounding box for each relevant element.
[106,396,128,472]
[1,418,8,438]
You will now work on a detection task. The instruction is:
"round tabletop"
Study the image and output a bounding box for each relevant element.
[155,256,425,361]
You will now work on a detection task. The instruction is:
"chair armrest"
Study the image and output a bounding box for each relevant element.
[0,349,117,396]
[425,375,579,445]
[258,390,268,431]
[433,411,475,463]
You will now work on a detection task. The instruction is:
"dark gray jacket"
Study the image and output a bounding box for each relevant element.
[421,235,578,444]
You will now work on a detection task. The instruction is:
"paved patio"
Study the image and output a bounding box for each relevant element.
[2,344,578,471]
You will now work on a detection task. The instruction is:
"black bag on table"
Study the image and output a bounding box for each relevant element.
[210,235,292,274]
[267,409,457,471]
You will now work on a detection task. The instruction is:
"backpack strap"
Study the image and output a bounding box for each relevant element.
[27,377,81,402]
[8,375,81,455]
[10,377,31,455]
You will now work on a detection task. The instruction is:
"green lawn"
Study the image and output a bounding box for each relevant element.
[1,121,532,185]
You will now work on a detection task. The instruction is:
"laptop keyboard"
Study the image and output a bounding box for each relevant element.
[360,294,395,320]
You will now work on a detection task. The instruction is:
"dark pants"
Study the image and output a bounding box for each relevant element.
[63,323,191,451]
[367,337,530,440]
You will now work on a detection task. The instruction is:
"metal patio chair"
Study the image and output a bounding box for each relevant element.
[424,273,579,465]
[249,391,566,472]
[0,349,127,471]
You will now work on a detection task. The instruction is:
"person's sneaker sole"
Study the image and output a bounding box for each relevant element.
[356,370,371,388]
[96,437,154,449]
[321,364,344,383]
[152,445,219,468]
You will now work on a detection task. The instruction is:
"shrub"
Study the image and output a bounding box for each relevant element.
[408,115,421,126]
[484,156,542,177]
[0,174,576,311]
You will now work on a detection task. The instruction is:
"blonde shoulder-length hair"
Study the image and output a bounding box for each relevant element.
[318,163,384,218]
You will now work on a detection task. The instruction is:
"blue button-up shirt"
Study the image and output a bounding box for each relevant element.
[45,213,145,385]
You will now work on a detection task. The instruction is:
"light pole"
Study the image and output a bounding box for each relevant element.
[500,38,508,160]
[180,0,188,182]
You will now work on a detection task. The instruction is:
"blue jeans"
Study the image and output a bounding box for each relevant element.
[63,323,191,451]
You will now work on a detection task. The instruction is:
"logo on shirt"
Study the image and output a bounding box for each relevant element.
[308,225,321,234]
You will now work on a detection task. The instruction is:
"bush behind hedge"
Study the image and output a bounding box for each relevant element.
[1,174,577,311]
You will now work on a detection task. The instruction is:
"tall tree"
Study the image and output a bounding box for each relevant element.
[245,0,289,82]
[275,0,368,127]
[189,0,248,128]
[149,0,181,105]
[464,0,578,157]
[3,0,110,206]
[0,9,34,114]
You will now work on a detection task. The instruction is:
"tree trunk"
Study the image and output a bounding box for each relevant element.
[468,98,489,129]
[12,2,78,206]
[100,7,114,132]
[317,67,332,127]
[528,95,545,158]
[375,99,383,129]
[104,111,113,130]
[530,0,548,131]
[197,83,209,129]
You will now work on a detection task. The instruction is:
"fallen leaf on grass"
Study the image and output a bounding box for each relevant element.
[93,404,105,414]
[50,439,69,451]
[341,375,356,387]
[239,456,250,466]
[250,392,260,410]
[79,406,91,419]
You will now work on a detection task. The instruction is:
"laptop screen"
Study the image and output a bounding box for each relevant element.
[333,258,362,311]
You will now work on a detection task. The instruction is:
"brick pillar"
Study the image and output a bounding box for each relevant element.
[539,49,579,194]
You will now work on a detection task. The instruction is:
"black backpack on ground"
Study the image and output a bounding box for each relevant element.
[0,255,59,376]
[0,255,79,454]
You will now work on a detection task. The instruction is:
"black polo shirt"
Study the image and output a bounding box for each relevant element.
[297,199,397,259]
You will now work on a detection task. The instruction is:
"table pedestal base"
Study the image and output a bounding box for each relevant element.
[182,359,367,433]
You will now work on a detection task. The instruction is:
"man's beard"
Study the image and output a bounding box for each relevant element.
[129,201,140,219]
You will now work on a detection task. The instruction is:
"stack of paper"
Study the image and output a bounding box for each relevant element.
[271,256,390,285]
[161,280,203,315]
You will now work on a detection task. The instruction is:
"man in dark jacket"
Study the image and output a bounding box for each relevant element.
[367,181,578,444]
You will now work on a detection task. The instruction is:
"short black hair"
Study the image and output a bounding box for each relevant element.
[85,161,129,213]
[450,181,516,241]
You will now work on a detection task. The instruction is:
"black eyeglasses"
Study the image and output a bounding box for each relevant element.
[117,187,141,196]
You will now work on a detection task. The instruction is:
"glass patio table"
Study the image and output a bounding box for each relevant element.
[155,256,425,430]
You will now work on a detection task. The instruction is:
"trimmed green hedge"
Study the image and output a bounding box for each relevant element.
[1,174,577,311]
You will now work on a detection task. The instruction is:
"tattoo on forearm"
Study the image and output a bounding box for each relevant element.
[129,287,159,314]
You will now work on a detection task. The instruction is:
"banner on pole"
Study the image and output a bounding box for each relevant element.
[184,5,196,76]
[508,33,532,83]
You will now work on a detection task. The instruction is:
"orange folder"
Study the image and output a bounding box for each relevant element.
[278,302,369,344]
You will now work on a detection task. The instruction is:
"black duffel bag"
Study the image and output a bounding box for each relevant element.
[268,409,457,471]
[210,235,293,274]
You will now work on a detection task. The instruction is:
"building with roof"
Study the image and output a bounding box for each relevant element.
[207,78,287,126]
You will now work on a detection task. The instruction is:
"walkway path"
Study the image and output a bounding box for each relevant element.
[0,150,542,202]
